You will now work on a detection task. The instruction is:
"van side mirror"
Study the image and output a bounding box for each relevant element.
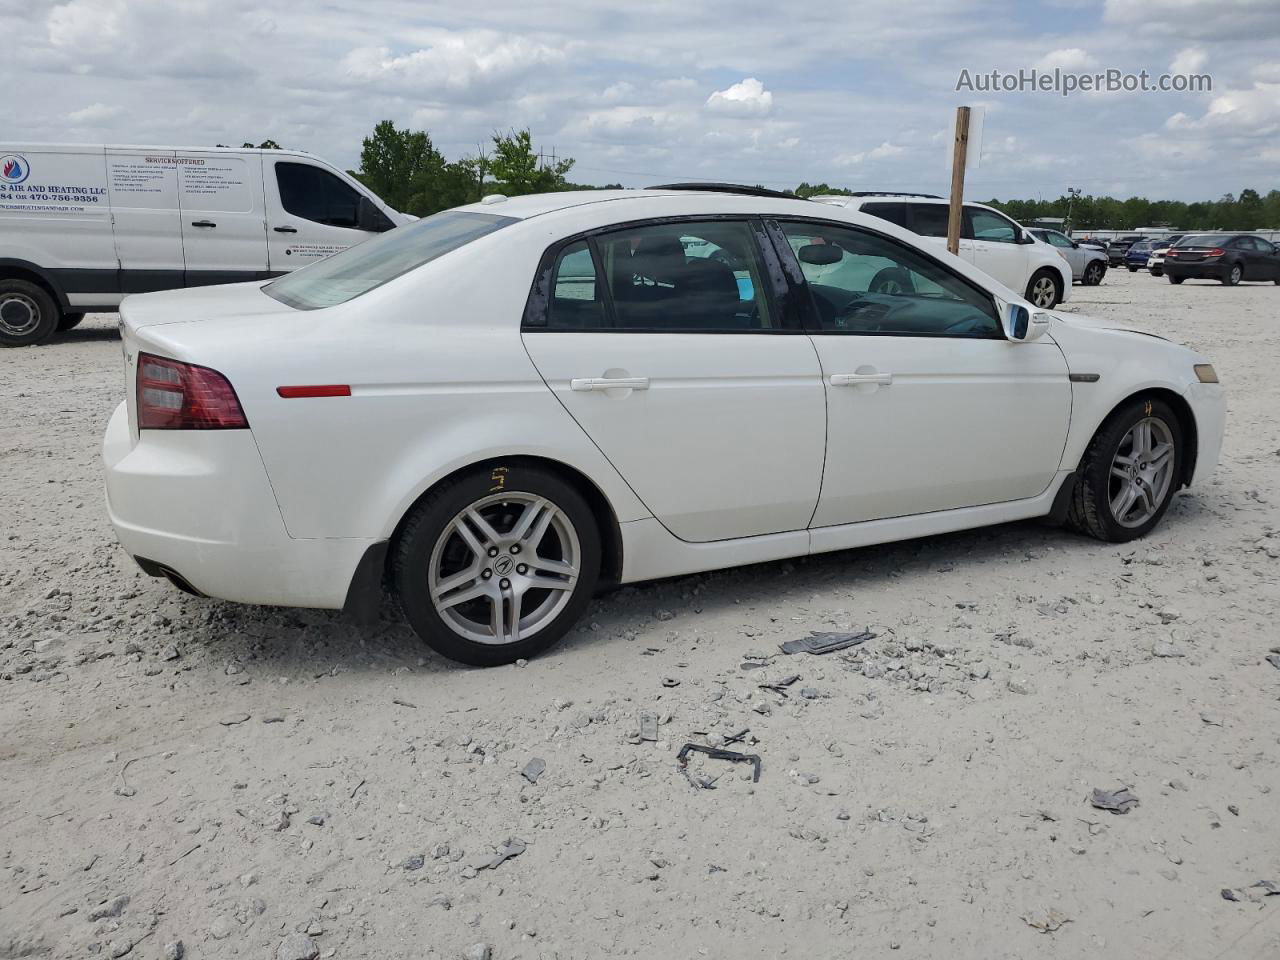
[1003,303,1051,342]
[357,196,394,233]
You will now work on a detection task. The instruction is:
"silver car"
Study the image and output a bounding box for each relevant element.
[1029,228,1108,285]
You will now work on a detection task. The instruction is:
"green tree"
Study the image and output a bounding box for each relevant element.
[354,121,449,215]
[488,129,574,195]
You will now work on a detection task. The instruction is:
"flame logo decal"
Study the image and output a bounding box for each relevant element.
[1,155,29,184]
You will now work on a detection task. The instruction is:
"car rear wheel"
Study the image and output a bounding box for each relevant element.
[1067,397,1182,543]
[1082,261,1105,286]
[0,280,59,347]
[1168,275,1184,284]
[1025,270,1062,308]
[1127,265,1139,272]
[1223,263,1242,285]
[394,464,601,666]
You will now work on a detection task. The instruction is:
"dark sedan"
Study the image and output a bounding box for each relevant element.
[1165,234,1280,286]
[1107,235,1146,265]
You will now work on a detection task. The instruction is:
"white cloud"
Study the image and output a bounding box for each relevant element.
[1169,47,1207,75]
[705,78,773,116]
[1035,48,1096,71]
[343,32,566,96]
[47,0,125,51]
[68,102,121,123]
[836,141,905,166]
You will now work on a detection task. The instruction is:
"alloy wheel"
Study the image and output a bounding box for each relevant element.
[1031,276,1057,307]
[1108,417,1175,528]
[1084,263,1103,285]
[427,492,581,645]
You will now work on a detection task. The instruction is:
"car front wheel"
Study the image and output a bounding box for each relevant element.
[1026,270,1062,308]
[394,464,601,666]
[1082,261,1105,286]
[1067,397,1183,542]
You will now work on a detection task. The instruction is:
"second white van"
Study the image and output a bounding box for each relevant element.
[0,143,410,346]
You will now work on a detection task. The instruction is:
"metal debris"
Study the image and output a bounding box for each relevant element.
[779,630,874,656]
[1090,786,1140,814]
[677,742,762,786]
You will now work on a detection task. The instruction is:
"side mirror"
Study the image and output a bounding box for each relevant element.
[1003,303,1051,342]
[797,243,842,266]
[1017,231,1035,244]
[357,195,394,233]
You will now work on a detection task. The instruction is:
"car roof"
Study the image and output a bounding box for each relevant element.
[452,188,821,221]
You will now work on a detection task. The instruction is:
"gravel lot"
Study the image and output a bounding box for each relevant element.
[3,270,1279,960]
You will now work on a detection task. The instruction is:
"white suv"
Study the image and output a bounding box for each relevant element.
[812,193,1071,308]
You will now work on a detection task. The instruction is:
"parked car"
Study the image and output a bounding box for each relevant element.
[1124,239,1164,271]
[1164,234,1280,285]
[1145,234,1186,277]
[103,185,1225,665]
[0,143,410,346]
[812,193,1071,307]
[1108,235,1146,266]
[1028,228,1108,285]
[1075,237,1109,253]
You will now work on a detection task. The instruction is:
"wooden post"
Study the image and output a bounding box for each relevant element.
[946,106,971,256]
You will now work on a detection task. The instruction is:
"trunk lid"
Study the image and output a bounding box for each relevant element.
[119,281,293,329]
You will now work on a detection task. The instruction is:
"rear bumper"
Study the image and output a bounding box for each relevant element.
[102,402,374,609]
[1164,262,1225,280]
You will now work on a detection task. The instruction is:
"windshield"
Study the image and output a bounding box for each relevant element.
[265,210,517,310]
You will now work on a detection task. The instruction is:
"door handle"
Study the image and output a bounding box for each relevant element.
[273,226,298,234]
[570,377,650,392]
[829,373,892,386]
[190,220,216,228]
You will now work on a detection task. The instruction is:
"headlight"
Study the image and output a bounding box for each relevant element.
[1194,364,1219,384]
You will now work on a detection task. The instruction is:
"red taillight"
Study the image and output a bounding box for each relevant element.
[1166,250,1178,257]
[1206,247,1225,257]
[137,353,248,430]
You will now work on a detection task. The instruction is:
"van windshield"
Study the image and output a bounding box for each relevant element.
[264,210,517,310]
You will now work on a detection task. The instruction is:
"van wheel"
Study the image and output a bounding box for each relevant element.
[394,464,601,666]
[0,280,59,347]
[57,312,85,332]
[1025,270,1062,308]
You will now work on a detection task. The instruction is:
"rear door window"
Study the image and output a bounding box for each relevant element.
[907,203,950,238]
[859,202,908,228]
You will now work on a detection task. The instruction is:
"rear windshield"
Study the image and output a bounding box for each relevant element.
[1175,234,1222,247]
[265,210,517,310]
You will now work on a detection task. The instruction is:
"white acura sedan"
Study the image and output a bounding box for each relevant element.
[103,185,1225,665]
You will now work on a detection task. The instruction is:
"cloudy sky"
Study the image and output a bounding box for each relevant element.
[6,0,1280,201]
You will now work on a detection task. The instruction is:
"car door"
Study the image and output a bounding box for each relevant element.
[104,148,185,291]
[1050,231,1085,277]
[520,218,827,543]
[175,151,269,286]
[264,158,391,271]
[1254,237,1280,279]
[962,206,1029,290]
[768,218,1071,527]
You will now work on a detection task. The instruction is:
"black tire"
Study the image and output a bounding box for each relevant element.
[0,279,59,347]
[1025,269,1062,308]
[868,267,914,295]
[1082,261,1106,286]
[1168,275,1184,284]
[1127,265,1139,272]
[1150,267,1163,277]
[1067,396,1183,543]
[57,312,85,332]
[1222,263,1242,286]
[393,463,601,666]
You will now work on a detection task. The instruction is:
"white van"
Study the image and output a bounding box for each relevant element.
[0,144,410,346]
[810,193,1072,309]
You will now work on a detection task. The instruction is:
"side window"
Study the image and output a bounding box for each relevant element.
[776,220,1001,338]
[859,202,908,228]
[545,241,607,330]
[966,207,1018,243]
[907,203,950,238]
[1258,238,1277,255]
[1047,232,1074,248]
[275,162,362,229]
[595,220,774,331]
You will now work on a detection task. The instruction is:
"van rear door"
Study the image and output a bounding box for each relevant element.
[262,157,392,272]
[105,148,186,293]
[176,151,269,287]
